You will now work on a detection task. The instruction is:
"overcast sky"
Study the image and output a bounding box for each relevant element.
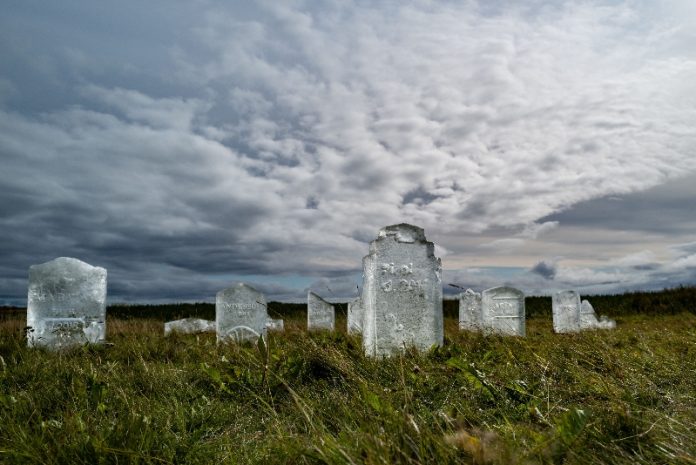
[1,0,696,304]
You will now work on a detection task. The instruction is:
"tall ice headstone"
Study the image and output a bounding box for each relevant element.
[459,288,482,331]
[27,257,107,349]
[307,291,335,331]
[216,283,267,343]
[481,286,525,336]
[362,223,443,356]
[553,290,581,333]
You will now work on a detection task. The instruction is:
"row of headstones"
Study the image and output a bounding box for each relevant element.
[24,224,615,355]
[458,288,616,334]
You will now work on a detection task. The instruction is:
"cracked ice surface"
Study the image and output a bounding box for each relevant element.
[26,257,107,350]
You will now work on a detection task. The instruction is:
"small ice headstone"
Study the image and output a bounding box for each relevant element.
[307,291,335,331]
[553,290,581,333]
[27,257,107,349]
[216,283,267,343]
[581,300,616,330]
[459,288,482,331]
[266,318,284,331]
[164,318,215,336]
[347,297,363,334]
[481,286,525,336]
[362,224,443,356]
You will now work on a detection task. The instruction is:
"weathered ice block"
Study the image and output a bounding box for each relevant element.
[27,257,107,349]
[266,318,284,331]
[347,296,363,334]
[459,289,482,331]
[481,286,525,336]
[164,318,215,336]
[362,223,443,356]
[581,300,616,330]
[553,290,581,333]
[216,283,267,343]
[307,291,335,331]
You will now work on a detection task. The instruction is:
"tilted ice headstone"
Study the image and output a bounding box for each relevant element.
[164,318,215,336]
[307,291,335,331]
[481,286,525,336]
[266,318,284,331]
[580,300,616,330]
[27,257,107,349]
[552,290,581,333]
[216,283,267,343]
[362,224,443,356]
[347,296,363,334]
[459,289,482,331]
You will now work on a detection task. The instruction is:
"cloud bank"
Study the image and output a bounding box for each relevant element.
[1,1,695,302]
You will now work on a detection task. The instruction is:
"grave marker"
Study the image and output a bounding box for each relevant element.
[362,224,443,356]
[165,318,215,336]
[581,300,616,330]
[26,257,107,349]
[307,291,335,331]
[216,283,267,343]
[347,297,363,334]
[553,290,581,333]
[459,288,482,331]
[481,286,525,336]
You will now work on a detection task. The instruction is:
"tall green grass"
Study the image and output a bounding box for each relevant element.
[0,300,695,464]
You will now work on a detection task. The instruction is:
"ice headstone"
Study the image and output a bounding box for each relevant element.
[459,288,482,331]
[552,290,581,333]
[307,291,335,331]
[481,286,525,336]
[347,297,363,334]
[164,318,215,336]
[362,224,443,356]
[581,300,616,330]
[216,283,267,343]
[266,318,284,331]
[27,257,107,349]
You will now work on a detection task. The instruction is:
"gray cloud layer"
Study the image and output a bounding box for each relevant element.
[1,1,695,303]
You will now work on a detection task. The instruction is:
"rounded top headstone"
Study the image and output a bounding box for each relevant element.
[216,282,263,300]
[29,257,106,278]
[377,223,426,243]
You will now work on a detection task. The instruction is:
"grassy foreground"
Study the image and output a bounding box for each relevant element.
[0,309,695,464]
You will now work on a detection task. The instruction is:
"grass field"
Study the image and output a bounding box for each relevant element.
[1,291,695,464]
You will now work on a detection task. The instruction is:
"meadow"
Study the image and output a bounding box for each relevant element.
[0,288,695,464]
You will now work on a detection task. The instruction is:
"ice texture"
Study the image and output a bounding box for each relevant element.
[307,291,335,331]
[26,257,107,349]
[481,286,525,336]
[216,283,268,343]
[362,224,443,356]
[347,297,363,334]
[266,318,284,331]
[581,300,616,330]
[164,318,215,336]
[552,290,581,333]
[459,288,482,331]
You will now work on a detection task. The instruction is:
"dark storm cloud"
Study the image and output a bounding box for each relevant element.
[541,173,696,235]
[530,261,557,280]
[1,1,696,303]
